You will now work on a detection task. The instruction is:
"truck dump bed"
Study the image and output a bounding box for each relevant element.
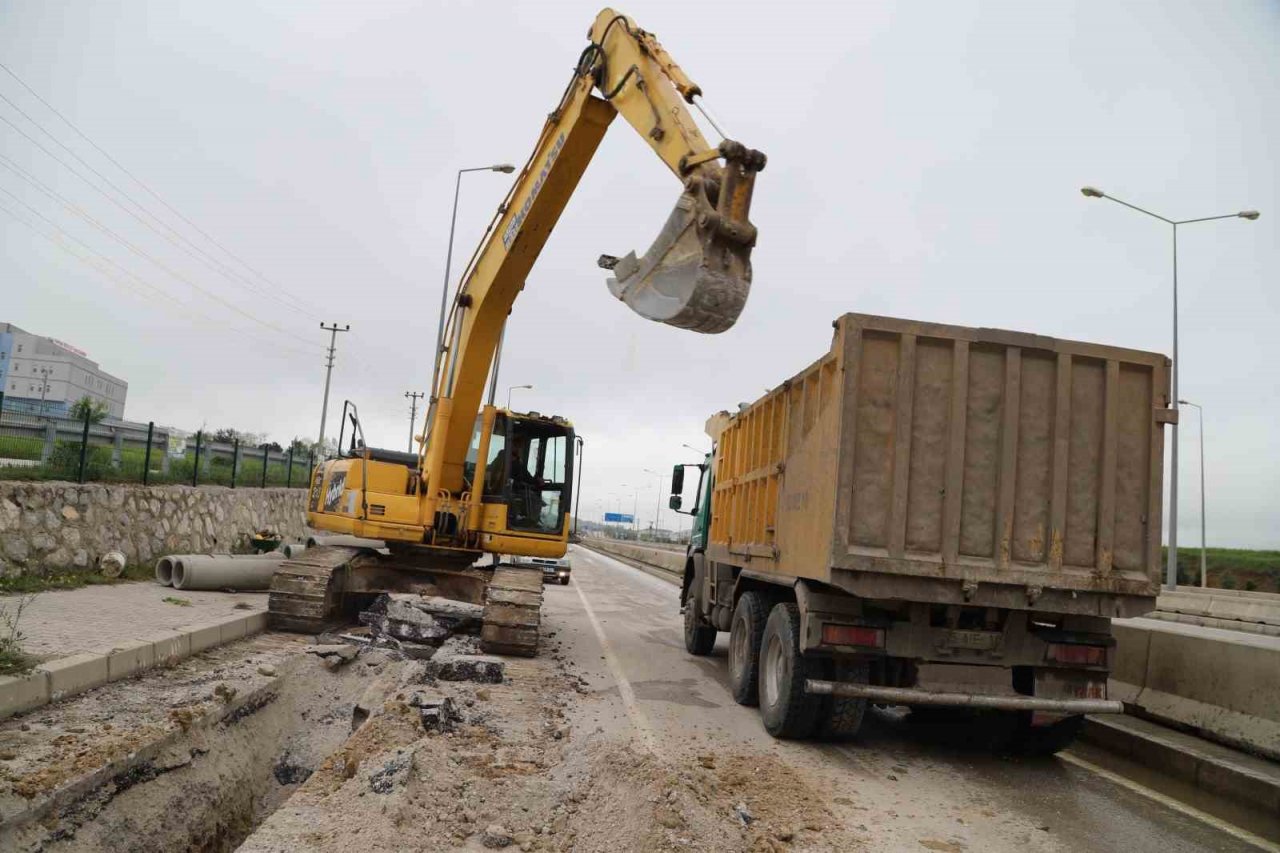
[707,314,1172,617]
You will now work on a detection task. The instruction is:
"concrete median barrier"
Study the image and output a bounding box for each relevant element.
[581,539,686,577]
[1151,586,1280,637]
[1112,617,1280,761]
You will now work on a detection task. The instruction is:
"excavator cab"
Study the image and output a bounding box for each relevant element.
[466,410,574,547]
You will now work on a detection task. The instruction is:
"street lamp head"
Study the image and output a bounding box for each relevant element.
[492,164,516,173]
[1238,210,1261,221]
[1080,186,1105,199]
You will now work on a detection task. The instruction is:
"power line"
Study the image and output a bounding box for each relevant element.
[0,106,320,324]
[0,63,321,319]
[0,176,320,350]
[0,196,320,360]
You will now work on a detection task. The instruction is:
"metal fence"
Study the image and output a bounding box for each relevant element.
[0,393,315,488]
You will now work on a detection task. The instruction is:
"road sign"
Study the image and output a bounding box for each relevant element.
[604,512,635,524]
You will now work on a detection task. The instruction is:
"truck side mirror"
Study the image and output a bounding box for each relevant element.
[668,494,683,511]
[670,464,685,495]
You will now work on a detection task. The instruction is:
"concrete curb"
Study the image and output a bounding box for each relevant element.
[1082,714,1280,814]
[0,609,268,720]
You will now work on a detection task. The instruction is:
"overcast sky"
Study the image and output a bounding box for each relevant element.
[2,1,1276,547]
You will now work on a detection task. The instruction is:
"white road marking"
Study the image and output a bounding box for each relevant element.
[1058,751,1280,851]
[571,565,658,753]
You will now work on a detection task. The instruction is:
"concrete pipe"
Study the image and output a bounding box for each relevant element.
[305,534,386,549]
[155,556,176,586]
[171,554,287,591]
[283,542,308,558]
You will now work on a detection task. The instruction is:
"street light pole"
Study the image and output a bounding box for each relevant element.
[432,163,516,403]
[506,384,533,411]
[644,467,666,539]
[1178,399,1208,588]
[573,435,585,537]
[1081,187,1258,590]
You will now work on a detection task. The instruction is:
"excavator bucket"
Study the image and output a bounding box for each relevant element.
[603,143,764,335]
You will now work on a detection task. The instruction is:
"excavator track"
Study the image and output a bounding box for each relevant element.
[268,546,364,633]
[480,564,543,657]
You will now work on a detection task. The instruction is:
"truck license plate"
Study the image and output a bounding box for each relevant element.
[946,630,999,651]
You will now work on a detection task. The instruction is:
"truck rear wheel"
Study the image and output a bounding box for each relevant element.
[728,592,768,706]
[683,586,717,656]
[817,659,869,740]
[758,602,821,738]
[1008,713,1084,756]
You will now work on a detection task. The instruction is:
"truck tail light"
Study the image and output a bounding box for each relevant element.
[1046,643,1106,666]
[822,624,884,648]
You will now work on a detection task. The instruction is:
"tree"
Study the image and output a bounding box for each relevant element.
[69,396,108,424]
[258,440,283,453]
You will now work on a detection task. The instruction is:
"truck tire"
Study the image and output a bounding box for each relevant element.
[1009,713,1084,756]
[728,592,768,706]
[683,586,716,656]
[817,659,868,740]
[758,602,821,738]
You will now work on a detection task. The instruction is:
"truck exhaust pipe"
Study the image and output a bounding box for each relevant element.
[805,680,1124,715]
[602,141,765,335]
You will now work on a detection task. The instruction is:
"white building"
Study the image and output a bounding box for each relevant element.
[0,323,128,419]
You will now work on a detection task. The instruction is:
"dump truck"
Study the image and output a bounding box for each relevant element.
[669,313,1172,752]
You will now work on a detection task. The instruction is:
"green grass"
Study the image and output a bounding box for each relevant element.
[162,596,192,607]
[0,642,34,676]
[0,435,45,462]
[0,563,152,595]
[1165,546,1280,592]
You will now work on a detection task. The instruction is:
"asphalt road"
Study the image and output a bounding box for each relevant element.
[544,545,1267,852]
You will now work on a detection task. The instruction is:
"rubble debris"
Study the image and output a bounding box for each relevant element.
[409,693,463,733]
[425,650,505,684]
[273,757,312,785]
[482,823,514,849]
[99,550,126,578]
[734,802,754,826]
[359,593,484,646]
[368,750,414,794]
[306,644,359,669]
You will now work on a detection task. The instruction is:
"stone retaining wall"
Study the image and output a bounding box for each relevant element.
[0,482,309,575]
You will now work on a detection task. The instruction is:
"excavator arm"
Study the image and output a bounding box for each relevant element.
[425,8,765,502]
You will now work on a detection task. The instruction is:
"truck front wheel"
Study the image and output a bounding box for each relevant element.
[758,602,821,738]
[683,587,716,656]
[728,592,768,706]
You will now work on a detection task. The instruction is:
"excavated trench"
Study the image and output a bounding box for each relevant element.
[0,639,411,853]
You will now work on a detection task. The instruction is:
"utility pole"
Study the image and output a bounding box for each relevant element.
[405,391,425,453]
[317,322,350,457]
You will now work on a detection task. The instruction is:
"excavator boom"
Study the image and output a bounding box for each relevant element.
[430,7,765,499]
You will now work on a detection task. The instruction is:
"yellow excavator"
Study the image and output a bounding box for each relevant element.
[268,9,765,655]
